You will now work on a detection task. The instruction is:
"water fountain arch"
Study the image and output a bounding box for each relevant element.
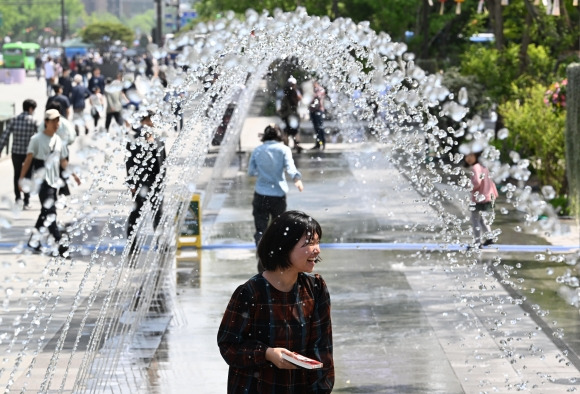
[0,6,576,392]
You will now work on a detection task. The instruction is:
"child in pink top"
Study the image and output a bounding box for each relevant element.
[465,151,499,247]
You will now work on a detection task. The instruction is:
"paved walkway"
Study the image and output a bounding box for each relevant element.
[0,76,578,393]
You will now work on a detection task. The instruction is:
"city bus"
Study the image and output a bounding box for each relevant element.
[2,42,40,71]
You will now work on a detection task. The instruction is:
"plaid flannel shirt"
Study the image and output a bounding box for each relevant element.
[0,112,38,155]
[218,273,334,394]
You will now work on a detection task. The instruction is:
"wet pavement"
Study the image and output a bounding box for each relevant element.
[0,76,579,393]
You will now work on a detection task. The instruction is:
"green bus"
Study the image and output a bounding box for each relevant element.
[2,42,40,71]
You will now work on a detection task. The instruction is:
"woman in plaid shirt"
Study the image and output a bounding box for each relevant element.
[218,211,334,393]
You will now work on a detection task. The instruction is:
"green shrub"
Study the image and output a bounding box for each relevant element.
[499,83,566,195]
[549,195,571,216]
[460,43,556,103]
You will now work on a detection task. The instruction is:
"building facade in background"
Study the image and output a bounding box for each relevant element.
[81,0,154,18]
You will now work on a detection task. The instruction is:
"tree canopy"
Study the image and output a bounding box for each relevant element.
[0,0,85,42]
[80,21,135,49]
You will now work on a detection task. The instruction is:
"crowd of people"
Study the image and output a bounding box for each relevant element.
[0,48,178,258]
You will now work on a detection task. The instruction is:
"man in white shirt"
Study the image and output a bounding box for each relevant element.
[19,109,80,257]
[43,57,55,96]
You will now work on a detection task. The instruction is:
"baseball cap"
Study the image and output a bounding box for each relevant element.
[45,109,60,120]
[288,76,297,84]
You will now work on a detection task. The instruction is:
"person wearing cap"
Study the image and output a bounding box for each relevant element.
[19,109,81,257]
[278,76,303,153]
[41,101,78,197]
[248,124,304,250]
[125,111,166,253]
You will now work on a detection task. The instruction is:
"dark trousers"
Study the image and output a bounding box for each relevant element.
[92,112,100,128]
[12,153,31,204]
[35,181,61,242]
[46,78,53,96]
[105,112,123,130]
[282,116,301,148]
[310,111,325,146]
[252,192,286,245]
[127,190,163,239]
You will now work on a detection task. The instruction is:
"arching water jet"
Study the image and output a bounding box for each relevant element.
[0,7,576,393]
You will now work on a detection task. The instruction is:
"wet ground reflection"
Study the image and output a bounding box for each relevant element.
[142,247,580,393]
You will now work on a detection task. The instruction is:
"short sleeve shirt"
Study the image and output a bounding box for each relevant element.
[27,132,66,188]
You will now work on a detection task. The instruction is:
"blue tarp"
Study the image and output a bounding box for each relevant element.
[64,47,89,58]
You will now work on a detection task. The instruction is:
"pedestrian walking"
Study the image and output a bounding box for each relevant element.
[20,109,80,257]
[58,68,73,100]
[104,75,127,132]
[70,74,91,135]
[34,54,42,81]
[88,67,105,95]
[42,102,77,155]
[0,99,38,209]
[465,149,499,247]
[248,124,304,247]
[42,102,77,197]
[89,86,105,132]
[125,111,166,253]
[46,84,71,119]
[279,76,303,153]
[309,80,326,150]
[43,57,55,96]
[218,210,334,394]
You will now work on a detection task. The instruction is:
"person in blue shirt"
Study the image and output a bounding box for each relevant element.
[70,74,91,135]
[248,124,304,248]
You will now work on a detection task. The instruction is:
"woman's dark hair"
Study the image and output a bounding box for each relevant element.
[261,124,283,142]
[257,210,322,271]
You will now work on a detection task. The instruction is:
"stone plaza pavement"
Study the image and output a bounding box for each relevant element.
[0,76,579,393]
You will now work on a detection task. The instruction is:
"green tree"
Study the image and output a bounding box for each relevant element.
[499,83,566,195]
[84,12,122,25]
[126,10,156,37]
[0,0,85,42]
[460,43,555,103]
[80,21,134,50]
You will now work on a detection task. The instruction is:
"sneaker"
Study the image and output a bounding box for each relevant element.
[27,242,42,254]
[58,245,70,259]
[23,203,31,210]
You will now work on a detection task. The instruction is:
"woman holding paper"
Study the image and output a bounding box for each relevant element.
[217,210,334,393]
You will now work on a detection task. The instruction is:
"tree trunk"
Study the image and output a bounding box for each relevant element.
[418,0,431,59]
[488,0,505,50]
[331,0,339,19]
[566,64,580,230]
[559,0,572,28]
[519,8,532,74]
